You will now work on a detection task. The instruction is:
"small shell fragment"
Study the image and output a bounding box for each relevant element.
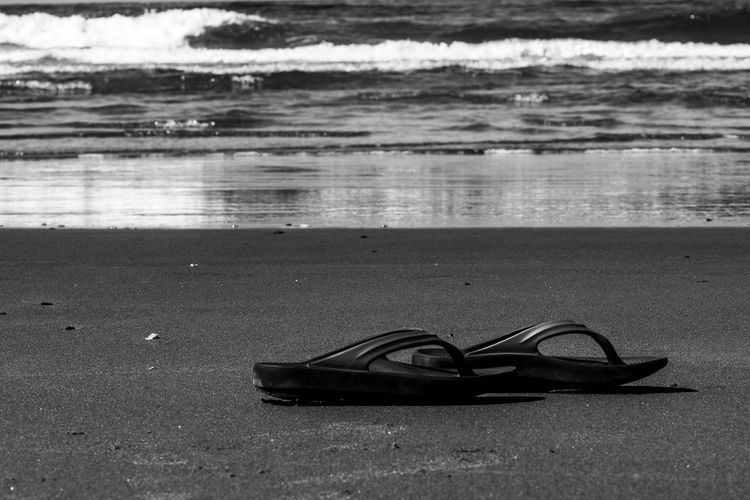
[144,333,160,340]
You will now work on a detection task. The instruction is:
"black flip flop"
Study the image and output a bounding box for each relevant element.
[411,320,668,391]
[253,328,516,402]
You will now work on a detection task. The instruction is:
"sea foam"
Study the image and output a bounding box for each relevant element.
[0,9,269,49]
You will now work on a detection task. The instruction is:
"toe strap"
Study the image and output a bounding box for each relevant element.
[308,328,477,375]
[467,320,625,365]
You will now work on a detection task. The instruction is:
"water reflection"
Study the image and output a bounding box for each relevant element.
[1,152,749,228]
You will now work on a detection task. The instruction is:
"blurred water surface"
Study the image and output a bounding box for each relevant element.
[1,152,748,228]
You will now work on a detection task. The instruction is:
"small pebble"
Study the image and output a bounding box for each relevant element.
[189,263,199,267]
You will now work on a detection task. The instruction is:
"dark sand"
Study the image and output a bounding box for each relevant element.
[1,228,748,499]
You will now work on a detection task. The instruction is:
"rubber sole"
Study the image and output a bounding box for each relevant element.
[253,360,515,402]
[411,350,668,391]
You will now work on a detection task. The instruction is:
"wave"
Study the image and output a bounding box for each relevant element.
[3,4,750,48]
[1,7,750,76]
[0,9,271,49]
[2,38,750,76]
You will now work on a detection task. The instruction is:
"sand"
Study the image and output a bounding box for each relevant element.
[1,228,748,499]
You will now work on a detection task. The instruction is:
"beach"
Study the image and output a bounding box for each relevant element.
[1,227,748,498]
[2,0,750,497]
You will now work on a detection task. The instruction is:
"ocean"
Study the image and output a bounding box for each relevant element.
[1,0,750,227]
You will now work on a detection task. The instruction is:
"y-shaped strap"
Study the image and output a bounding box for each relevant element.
[468,320,625,365]
[308,328,476,376]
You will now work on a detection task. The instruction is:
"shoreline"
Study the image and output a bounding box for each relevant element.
[3,152,750,229]
[1,228,748,498]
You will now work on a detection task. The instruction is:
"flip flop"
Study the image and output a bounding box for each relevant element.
[411,320,668,391]
[253,328,516,402]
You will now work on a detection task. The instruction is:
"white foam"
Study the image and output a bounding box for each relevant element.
[0,9,269,49]
[485,148,536,155]
[582,148,708,154]
[513,93,549,104]
[0,78,91,94]
[152,119,215,129]
[1,37,750,75]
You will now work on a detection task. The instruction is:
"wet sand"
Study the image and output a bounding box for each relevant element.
[1,228,748,498]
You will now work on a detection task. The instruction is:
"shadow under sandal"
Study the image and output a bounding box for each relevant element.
[411,320,668,391]
[253,328,516,402]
